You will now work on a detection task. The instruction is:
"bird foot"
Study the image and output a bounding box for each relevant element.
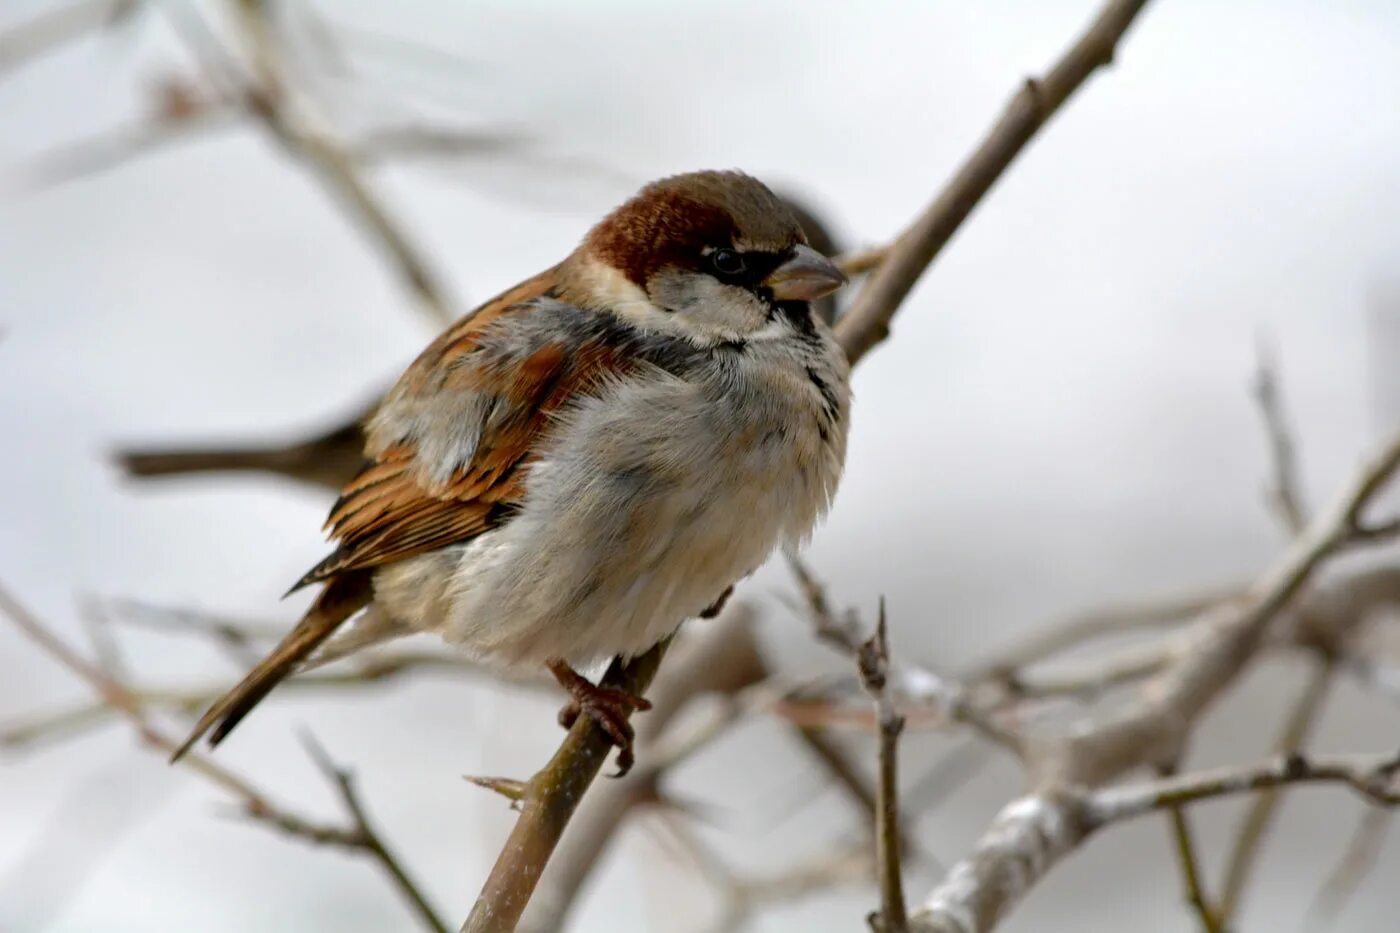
[548,660,652,776]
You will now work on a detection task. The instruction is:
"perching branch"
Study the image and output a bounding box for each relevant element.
[833,0,1157,365]
[517,610,768,932]
[460,639,670,933]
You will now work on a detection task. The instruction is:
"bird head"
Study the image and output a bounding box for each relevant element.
[559,170,847,344]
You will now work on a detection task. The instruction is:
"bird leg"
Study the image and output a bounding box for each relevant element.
[547,659,652,776]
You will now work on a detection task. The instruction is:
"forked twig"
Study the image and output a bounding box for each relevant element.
[833,0,1157,364]
[0,582,448,933]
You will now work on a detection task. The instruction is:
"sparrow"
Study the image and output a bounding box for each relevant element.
[172,170,851,771]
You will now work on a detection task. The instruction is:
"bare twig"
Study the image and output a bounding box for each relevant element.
[1158,763,1223,933]
[859,601,909,932]
[911,751,1400,933]
[983,641,1176,705]
[0,581,448,933]
[833,0,1156,365]
[518,611,767,932]
[1089,752,1400,815]
[786,550,865,654]
[298,732,450,933]
[0,0,136,80]
[1252,341,1309,537]
[653,812,873,932]
[794,726,880,829]
[1209,345,1325,925]
[0,651,512,750]
[910,432,1400,932]
[100,597,287,647]
[963,585,1240,683]
[6,106,240,193]
[788,554,1023,756]
[464,775,527,804]
[1304,808,1393,931]
[205,0,456,326]
[1216,657,1334,922]
[461,639,670,933]
[836,245,891,278]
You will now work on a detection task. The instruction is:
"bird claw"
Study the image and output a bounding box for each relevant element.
[549,661,652,777]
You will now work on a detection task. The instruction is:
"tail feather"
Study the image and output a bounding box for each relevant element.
[301,606,412,673]
[170,571,373,761]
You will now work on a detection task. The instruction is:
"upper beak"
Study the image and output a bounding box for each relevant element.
[763,245,847,303]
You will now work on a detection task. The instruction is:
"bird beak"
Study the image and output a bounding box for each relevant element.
[763,245,848,302]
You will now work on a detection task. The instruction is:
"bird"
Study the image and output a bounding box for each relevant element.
[172,170,851,773]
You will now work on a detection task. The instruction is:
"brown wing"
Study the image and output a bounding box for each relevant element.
[172,267,639,759]
[291,266,634,590]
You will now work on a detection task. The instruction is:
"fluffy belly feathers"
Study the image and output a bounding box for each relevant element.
[373,343,848,667]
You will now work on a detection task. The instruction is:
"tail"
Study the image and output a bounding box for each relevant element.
[170,570,373,761]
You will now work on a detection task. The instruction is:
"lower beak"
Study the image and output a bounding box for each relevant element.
[763,245,848,302]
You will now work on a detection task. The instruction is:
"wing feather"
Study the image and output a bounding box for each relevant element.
[291,269,639,591]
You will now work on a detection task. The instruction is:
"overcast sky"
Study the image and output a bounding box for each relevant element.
[2,1,1399,931]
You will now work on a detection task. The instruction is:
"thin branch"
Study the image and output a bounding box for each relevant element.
[833,0,1156,365]
[210,0,455,326]
[517,611,768,932]
[460,639,670,933]
[1089,752,1400,817]
[0,581,448,933]
[1158,763,1223,933]
[984,641,1176,705]
[911,751,1400,933]
[652,811,873,933]
[0,651,509,750]
[836,245,891,278]
[787,553,1023,755]
[5,105,240,193]
[859,601,909,932]
[794,726,880,829]
[1304,808,1393,931]
[963,585,1240,683]
[298,732,449,933]
[1216,656,1334,922]
[1251,341,1309,536]
[1206,344,1325,924]
[910,432,1400,932]
[0,0,136,80]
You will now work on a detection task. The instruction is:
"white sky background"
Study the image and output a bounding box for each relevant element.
[2,0,1399,930]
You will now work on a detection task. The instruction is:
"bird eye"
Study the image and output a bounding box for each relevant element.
[709,249,746,278]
